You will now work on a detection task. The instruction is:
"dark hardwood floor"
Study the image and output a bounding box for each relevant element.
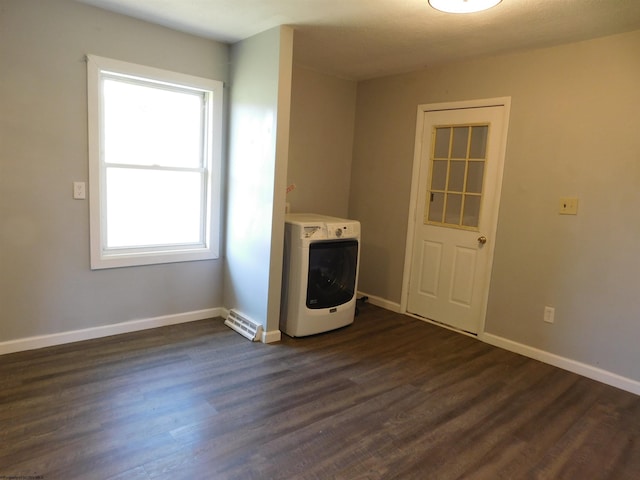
[1,303,639,479]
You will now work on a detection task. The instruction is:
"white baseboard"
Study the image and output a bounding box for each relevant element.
[358,291,401,313]
[355,292,640,396]
[481,332,640,396]
[8,298,636,396]
[261,330,282,344]
[0,308,223,356]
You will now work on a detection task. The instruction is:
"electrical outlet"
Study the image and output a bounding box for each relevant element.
[559,197,578,215]
[544,306,555,324]
[73,181,86,200]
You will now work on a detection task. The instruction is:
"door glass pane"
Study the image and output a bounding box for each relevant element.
[431,160,448,191]
[428,192,444,223]
[462,195,481,227]
[434,128,451,158]
[448,161,466,192]
[466,161,485,194]
[469,125,488,159]
[445,193,462,225]
[451,127,469,158]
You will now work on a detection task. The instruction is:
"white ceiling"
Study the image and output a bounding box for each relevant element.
[77,0,640,80]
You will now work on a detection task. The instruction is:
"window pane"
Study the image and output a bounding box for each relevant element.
[434,127,451,158]
[106,168,203,248]
[469,125,488,159]
[427,192,444,223]
[448,160,466,192]
[451,127,469,158]
[462,195,481,227]
[431,160,448,191]
[103,78,203,168]
[466,161,485,193]
[445,193,462,225]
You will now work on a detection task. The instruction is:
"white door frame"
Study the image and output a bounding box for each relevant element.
[400,97,511,334]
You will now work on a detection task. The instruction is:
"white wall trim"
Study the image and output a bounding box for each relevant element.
[0,308,223,356]
[8,299,637,395]
[261,330,282,343]
[360,295,640,396]
[358,291,401,313]
[480,332,640,396]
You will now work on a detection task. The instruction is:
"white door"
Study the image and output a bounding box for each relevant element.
[405,102,509,334]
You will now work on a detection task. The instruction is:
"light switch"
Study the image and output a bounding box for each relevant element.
[73,181,86,200]
[559,197,578,215]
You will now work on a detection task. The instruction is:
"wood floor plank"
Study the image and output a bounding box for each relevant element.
[1,303,639,479]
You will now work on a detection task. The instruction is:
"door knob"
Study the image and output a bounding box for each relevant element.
[477,235,487,245]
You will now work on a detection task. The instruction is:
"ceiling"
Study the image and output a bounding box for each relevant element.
[76,0,640,80]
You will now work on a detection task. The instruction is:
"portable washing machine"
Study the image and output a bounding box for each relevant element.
[280,213,360,337]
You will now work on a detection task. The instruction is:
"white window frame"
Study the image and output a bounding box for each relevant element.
[87,55,223,269]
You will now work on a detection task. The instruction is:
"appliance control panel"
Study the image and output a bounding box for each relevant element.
[326,222,359,239]
[289,215,360,241]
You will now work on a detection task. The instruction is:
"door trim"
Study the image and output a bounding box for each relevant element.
[400,97,511,334]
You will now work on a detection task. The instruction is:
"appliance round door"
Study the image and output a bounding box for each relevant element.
[306,239,358,309]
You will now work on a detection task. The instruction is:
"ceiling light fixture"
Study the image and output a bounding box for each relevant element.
[428,0,502,14]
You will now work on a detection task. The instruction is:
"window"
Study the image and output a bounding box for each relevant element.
[87,55,223,269]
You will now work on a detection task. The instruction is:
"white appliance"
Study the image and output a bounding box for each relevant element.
[280,213,361,337]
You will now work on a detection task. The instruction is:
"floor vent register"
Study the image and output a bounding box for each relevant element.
[224,309,263,342]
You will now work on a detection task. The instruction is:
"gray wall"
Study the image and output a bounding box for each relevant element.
[224,27,293,336]
[350,30,640,381]
[0,0,229,342]
[287,65,357,218]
